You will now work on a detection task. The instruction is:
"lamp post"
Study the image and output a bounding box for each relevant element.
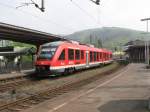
[141,18,150,66]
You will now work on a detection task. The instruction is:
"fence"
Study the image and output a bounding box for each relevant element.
[0,60,34,74]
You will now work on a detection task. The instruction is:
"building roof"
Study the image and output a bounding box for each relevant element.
[0,22,66,46]
[124,39,150,52]
[124,40,145,47]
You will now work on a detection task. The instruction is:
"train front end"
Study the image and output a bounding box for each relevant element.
[35,41,60,76]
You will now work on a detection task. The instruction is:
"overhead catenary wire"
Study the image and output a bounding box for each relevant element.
[16,1,94,33]
[0,2,75,33]
[70,0,100,26]
[96,4,102,25]
[0,1,102,34]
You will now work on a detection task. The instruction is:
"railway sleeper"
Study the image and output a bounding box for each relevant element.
[26,101,39,105]
[31,98,44,102]
[41,96,52,100]
[18,104,31,108]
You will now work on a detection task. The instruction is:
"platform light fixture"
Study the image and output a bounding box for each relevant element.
[141,17,150,66]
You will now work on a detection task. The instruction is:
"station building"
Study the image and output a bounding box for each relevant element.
[124,40,150,63]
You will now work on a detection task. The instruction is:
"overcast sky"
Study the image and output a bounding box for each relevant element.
[0,0,150,35]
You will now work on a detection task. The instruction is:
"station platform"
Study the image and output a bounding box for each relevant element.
[0,69,34,80]
[23,63,150,112]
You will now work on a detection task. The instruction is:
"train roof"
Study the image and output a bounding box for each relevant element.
[42,41,112,54]
[42,41,63,47]
[61,41,110,52]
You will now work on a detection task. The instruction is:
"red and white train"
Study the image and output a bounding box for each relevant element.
[35,41,113,76]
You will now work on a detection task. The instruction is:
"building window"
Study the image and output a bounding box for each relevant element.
[75,50,80,60]
[81,50,84,59]
[59,49,65,60]
[68,49,74,60]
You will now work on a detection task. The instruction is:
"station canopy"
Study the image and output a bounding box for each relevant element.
[0,22,66,46]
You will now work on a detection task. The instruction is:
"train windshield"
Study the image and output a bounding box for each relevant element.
[37,41,63,60]
[38,47,57,60]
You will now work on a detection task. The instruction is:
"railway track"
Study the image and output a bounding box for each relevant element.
[0,71,40,93]
[0,64,115,93]
[0,78,39,93]
[0,63,123,112]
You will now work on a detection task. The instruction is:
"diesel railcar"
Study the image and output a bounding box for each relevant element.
[35,41,112,76]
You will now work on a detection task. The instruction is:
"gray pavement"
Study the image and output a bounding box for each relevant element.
[0,69,34,80]
[23,63,150,112]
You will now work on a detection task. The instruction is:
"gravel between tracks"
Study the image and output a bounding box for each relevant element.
[0,63,121,107]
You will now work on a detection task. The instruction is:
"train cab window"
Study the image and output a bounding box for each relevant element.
[58,50,65,60]
[75,50,80,60]
[38,46,57,60]
[81,50,84,59]
[68,49,74,60]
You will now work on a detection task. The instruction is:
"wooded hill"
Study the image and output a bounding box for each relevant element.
[66,27,150,51]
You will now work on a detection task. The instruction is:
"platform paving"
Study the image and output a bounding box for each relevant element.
[23,63,150,112]
[0,69,34,80]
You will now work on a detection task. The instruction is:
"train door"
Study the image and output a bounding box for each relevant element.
[86,51,89,66]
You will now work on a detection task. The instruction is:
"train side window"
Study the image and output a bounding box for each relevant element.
[90,51,93,62]
[68,49,74,60]
[81,50,84,59]
[58,50,65,60]
[110,54,112,58]
[75,50,80,60]
[94,52,97,61]
[97,52,99,61]
[100,52,102,59]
